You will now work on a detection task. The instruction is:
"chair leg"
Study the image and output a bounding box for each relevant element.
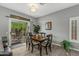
[46,46,48,55]
[31,45,34,53]
[39,43,42,56]
[38,44,39,50]
[49,45,52,52]
[28,43,30,50]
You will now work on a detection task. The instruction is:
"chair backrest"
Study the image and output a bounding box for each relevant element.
[2,36,8,42]
[46,34,53,46]
[2,36,8,50]
[29,32,33,37]
[28,32,33,44]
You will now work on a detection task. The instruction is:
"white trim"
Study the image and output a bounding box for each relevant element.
[52,43,61,46]
[70,47,79,52]
[69,18,71,42]
[69,17,79,43]
[9,19,11,47]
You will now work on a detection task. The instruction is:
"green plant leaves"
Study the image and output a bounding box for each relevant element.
[11,22,27,31]
[33,24,40,33]
[62,40,72,52]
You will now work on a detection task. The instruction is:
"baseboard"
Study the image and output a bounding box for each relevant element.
[70,48,79,51]
[52,43,61,46]
[52,43,79,52]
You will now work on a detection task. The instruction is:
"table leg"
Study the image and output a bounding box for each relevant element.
[39,42,42,56]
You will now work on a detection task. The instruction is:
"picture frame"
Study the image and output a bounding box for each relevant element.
[45,21,52,30]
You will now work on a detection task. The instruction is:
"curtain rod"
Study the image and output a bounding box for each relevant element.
[6,14,30,21]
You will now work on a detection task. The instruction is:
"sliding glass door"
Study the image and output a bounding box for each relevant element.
[9,18,30,46]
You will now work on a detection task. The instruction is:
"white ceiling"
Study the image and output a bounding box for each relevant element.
[0,3,78,18]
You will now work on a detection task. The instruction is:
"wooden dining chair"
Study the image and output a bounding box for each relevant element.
[28,32,40,53]
[26,32,32,50]
[41,34,52,55]
[1,36,13,56]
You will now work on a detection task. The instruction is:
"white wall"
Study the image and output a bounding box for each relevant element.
[38,4,79,50]
[38,16,66,43]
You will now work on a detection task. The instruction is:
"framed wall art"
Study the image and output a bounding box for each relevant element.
[45,21,52,30]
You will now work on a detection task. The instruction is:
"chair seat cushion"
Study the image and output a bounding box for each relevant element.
[41,40,48,46]
[32,41,39,45]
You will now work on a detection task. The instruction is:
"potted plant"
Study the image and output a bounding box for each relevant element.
[33,24,40,34]
[61,40,72,55]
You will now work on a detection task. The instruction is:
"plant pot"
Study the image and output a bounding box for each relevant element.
[66,52,69,56]
[63,49,70,56]
[65,50,71,56]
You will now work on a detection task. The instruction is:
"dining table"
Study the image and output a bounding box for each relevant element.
[32,35,47,56]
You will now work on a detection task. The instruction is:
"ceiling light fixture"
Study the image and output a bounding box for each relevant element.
[28,3,46,13]
[30,4,38,12]
[28,4,39,13]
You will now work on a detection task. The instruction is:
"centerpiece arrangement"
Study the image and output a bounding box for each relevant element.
[33,24,41,39]
[33,24,40,34]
